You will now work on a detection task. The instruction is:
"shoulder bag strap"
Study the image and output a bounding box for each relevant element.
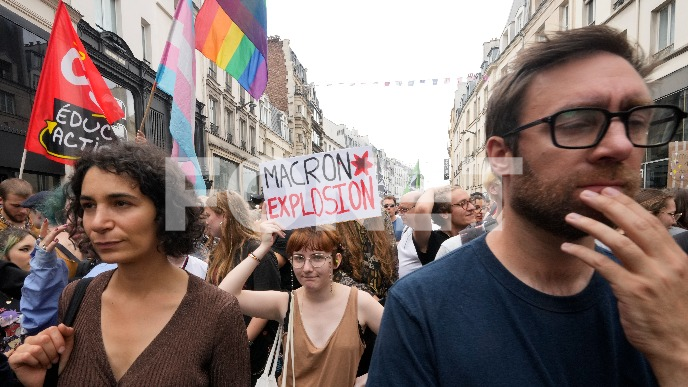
[43,277,94,387]
[281,292,296,387]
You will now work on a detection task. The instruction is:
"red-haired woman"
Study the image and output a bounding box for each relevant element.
[219,221,383,386]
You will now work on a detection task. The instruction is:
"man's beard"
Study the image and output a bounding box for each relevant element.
[509,159,641,241]
[2,207,27,224]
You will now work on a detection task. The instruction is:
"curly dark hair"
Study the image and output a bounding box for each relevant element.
[67,142,205,258]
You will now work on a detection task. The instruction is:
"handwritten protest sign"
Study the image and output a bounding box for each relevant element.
[260,146,381,229]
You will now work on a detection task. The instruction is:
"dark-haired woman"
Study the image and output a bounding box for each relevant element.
[9,142,249,386]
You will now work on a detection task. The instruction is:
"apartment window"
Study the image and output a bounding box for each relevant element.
[224,108,234,141]
[656,2,675,52]
[249,125,256,153]
[585,0,595,26]
[240,119,247,149]
[0,91,16,115]
[0,60,12,81]
[208,63,217,80]
[96,0,118,32]
[560,3,569,31]
[225,74,232,92]
[208,98,217,128]
[141,19,151,63]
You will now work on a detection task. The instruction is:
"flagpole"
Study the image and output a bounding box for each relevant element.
[138,81,157,134]
[18,149,27,179]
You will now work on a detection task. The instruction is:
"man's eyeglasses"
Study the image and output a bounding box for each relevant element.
[451,200,475,211]
[383,204,397,209]
[397,205,415,214]
[663,211,683,221]
[474,205,490,213]
[290,253,331,269]
[501,105,688,149]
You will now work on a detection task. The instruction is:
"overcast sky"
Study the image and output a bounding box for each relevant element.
[266,0,514,187]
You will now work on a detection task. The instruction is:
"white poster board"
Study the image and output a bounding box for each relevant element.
[260,146,381,229]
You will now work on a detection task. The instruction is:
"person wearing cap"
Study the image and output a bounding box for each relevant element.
[20,191,52,233]
[0,178,37,235]
[21,190,83,278]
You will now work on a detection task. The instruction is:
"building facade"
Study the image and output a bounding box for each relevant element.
[450,0,687,191]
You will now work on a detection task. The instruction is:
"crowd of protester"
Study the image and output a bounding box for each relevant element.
[1,25,688,386]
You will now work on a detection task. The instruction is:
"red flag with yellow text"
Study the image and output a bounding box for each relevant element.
[24,1,124,164]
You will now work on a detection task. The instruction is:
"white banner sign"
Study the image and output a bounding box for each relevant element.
[260,146,381,229]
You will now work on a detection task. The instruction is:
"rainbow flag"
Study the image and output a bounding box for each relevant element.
[156,0,206,196]
[195,0,267,99]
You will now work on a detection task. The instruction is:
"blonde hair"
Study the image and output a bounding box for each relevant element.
[205,191,258,285]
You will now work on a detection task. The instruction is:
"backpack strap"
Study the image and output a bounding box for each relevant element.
[63,277,94,326]
[43,277,94,387]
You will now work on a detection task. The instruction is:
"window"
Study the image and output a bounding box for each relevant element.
[225,74,232,92]
[584,0,595,26]
[96,0,118,32]
[656,2,675,52]
[208,64,217,80]
[240,119,247,149]
[146,108,166,149]
[560,3,569,31]
[208,98,217,132]
[0,91,16,115]
[249,125,256,153]
[213,155,239,192]
[141,19,151,63]
[0,60,12,81]
[224,108,234,141]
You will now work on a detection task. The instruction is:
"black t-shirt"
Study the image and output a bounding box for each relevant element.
[415,230,450,265]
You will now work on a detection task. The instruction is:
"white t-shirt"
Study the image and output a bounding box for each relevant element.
[435,235,463,260]
[398,227,422,278]
[84,255,208,279]
[183,255,208,279]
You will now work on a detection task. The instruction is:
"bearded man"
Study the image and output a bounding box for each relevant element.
[0,178,35,233]
[368,26,688,386]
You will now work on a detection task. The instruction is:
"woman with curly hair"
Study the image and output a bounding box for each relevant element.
[9,142,249,386]
[334,216,397,377]
[205,190,280,386]
[334,217,397,301]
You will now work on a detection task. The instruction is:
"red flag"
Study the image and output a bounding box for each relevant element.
[25,1,124,164]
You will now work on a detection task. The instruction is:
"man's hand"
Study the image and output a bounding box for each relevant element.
[9,324,75,387]
[562,187,688,385]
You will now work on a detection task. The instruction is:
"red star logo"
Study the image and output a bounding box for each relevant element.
[351,151,374,176]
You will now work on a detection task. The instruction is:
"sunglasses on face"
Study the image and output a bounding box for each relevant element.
[383,204,397,209]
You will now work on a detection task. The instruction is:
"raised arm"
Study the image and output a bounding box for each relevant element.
[217,220,289,322]
[412,188,436,254]
[21,223,69,335]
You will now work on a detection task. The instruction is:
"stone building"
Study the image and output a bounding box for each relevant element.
[450,0,687,191]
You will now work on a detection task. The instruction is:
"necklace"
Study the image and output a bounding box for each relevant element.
[0,207,31,230]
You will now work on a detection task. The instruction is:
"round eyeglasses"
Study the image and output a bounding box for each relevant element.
[290,253,331,269]
[501,105,688,149]
[451,199,475,211]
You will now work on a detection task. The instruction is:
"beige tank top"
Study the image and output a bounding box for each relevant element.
[280,287,365,386]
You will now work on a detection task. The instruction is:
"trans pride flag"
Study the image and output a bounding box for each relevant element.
[156,0,206,195]
[195,0,267,99]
